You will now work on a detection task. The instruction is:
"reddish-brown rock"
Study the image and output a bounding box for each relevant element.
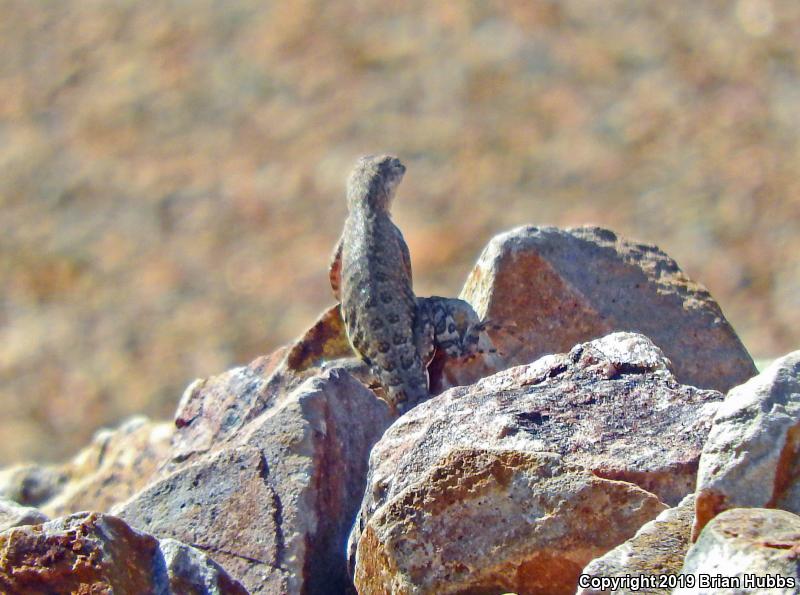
[0,511,247,594]
[170,306,337,460]
[1,225,760,594]
[460,225,757,394]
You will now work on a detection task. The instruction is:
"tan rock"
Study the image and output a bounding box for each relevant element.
[0,416,173,517]
[44,416,174,517]
[118,368,393,594]
[577,494,695,595]
[354,449,666,595]
[693,350,800,539]
[0,511,247,594]
[350,332,722,594]
[678,508,800,593]
[460,225,757,394]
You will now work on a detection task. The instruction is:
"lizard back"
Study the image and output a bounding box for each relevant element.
[338,155,428,411]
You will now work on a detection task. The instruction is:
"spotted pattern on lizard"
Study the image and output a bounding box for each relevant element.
[330,155,495,412]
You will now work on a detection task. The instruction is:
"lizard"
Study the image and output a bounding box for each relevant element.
[329,154,495,413]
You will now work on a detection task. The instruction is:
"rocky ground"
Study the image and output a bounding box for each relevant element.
[2,1,800,464]
[2,226,798,594]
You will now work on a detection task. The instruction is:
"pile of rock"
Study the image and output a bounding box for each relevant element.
[3,226,797,594]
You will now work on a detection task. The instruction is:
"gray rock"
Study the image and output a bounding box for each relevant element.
[460,225,757,394]
[678,508,800,594]
[0,463,67,508]
[0,497,48,531]
[160,537,252,595]
[693,350,800,539]
[117,445,287,592]
[117,367,393,595]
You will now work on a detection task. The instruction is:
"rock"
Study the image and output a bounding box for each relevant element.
[0,498,48,532]
[159,537,250,595]
[693,350,800,539]
[170,301,501,447]
[350,332,722,594]
[577,494,695,595]
[0,416,173,518]
[355,449,666,595]
[0,463,67,508]
[117,445,288,592]
[171,305,352,460]
[172,225,748,426]
[460,225,757,394]
[0,511,246,594]
[44,416,174,517]
[117,368,393,594]
[678,508,800,593]
[1,224,755,593]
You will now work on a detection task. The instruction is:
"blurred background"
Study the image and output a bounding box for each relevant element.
[1,0,798,465]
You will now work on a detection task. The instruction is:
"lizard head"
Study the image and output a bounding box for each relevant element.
[346,154,406,213]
